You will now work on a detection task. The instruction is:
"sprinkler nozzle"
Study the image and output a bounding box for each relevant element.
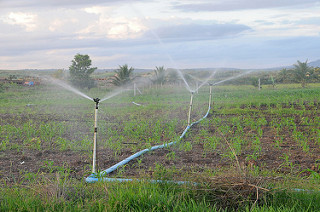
[93,98,100,103]
[208,83,213,86]
[93,98,100,109]
[191,91,194,95]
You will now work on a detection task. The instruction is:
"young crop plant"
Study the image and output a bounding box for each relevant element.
[273,136,284,149]
[278,153,298,174]
[165,151,176,161]
[203,136,219,152]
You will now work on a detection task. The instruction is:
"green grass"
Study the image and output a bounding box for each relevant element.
[1,80,320,211]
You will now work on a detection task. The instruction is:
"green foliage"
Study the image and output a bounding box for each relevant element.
[250,77,259,88]
[166,69,179,84]
[69,54,97,89]
[52,69,66,79]
[292,60,313,87]
[276,68,292,83]
[111,64,134,86]
[151,66,167,85]
[1,72,320,211]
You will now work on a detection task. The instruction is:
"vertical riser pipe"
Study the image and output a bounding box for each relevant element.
[187,92,194,126]
[209,85,213,109]
[92,98,100,173]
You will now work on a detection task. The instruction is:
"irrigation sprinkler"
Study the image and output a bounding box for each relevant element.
[92,97,100,173]
[187,92,194,126]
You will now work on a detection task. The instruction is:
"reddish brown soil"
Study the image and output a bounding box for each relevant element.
[1,104,320,184]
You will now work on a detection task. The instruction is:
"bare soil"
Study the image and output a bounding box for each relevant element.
[1,103,320,184]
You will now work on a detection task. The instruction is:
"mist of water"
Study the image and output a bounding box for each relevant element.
[211,70,252,86]
[129,5,192,92]
[43,76,93,101]
[100,88,130,102]
[192,70,217,93]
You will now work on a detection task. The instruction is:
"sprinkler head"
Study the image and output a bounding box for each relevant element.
[93,98,100,103]
[191,91,194,95]
[208,83,213,86]
[93,98,100,109]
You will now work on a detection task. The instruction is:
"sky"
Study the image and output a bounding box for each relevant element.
[0,0,320,70]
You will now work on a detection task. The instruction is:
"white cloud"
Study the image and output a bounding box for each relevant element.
[172,0,320,12]
[3,12,37,31]
[81,6,149,39]
[0,0,320,69]
[105,17,148,39]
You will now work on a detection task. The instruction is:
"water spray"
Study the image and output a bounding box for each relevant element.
[92,97,100,173]
[187,92,194,126]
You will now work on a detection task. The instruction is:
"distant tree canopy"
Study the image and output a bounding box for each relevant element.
[111,64,134,86]
[52,69,65,79]
[69,54,97,89]
[293,60,313,87]
[151,66,166,85]
[217,60,319,87]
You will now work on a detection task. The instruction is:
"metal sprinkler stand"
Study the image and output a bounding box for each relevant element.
[187,92,194,126]
[92,98,100,173]
[208,83,213,109]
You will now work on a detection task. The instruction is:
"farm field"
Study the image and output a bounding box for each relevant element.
[1,80,320,211]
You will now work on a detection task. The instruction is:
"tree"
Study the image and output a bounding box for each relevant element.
[293,60,312,88]
[312,67,320,82]
[250,77,260,89]
[69,54,97,89]
[111,64,134,86]
[166,69,178,84]
[52,69,65,79]
[277,68,289,83]
[151,66,166,85]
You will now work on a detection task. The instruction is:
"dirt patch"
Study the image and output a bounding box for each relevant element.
[1,102,319,184]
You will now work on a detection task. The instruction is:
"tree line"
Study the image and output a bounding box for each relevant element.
[65,54,319,89]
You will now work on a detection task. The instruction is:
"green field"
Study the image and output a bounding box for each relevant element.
[1,76,320,211]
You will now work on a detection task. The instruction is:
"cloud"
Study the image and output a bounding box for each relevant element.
[0,0,146,8]
[144,23,251,41]
[173,0,320,12]
[2,12,37,31]
[79,16,148,39]
[0,0,320,70]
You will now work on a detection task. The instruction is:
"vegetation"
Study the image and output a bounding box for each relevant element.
[151,66,166,85]
[111,64,134,86]
[0,68,320,211]
[293,60,314,87]
[69,54,97,89]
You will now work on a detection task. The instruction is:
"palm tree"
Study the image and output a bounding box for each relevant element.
[111,64,134,86]
[151,66,166,86]
[293,60,312,88]
[277,68,289,83]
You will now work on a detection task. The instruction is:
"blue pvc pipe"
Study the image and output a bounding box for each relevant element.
[86,174,197,185]
[86,103,211,183]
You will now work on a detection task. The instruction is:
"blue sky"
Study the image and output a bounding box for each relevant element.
[0,0,320,69]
